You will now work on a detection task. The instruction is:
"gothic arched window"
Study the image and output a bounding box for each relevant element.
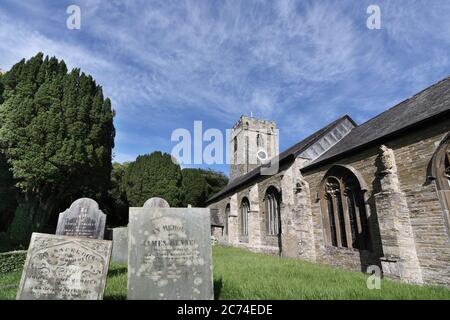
[320,166,371,250]
[240,198,250,236]
[225,204,230,235]
[265,187,281,236]
[431,135,450,237]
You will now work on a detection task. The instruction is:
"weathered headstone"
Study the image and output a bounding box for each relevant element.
[17,233,112,300]
[111,227,128,264]
[127,206,213,300]
[111,198,171,264]
[56,198,106,239]
[143,197,170,208]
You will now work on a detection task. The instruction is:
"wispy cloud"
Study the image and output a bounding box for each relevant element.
[1,0,450,173]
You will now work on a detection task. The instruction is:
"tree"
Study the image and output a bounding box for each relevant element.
[200,169,228,196]
[122,152,182,207]
[0,53,115,245]
[0,151,17,232]
[181,168,209,207]
[105,162,130,226]
[181,168,228,207]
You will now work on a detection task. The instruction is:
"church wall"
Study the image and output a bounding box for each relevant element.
[208,198,230,245]
[208,118,450,286]
[303,150,383,274]
[387,120,450,286]
[256,175,282,252]
[303,118,450,286]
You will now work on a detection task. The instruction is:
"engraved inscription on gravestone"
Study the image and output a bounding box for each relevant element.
[127,207,213,300]
[56,198,106,239]
[16,233,112,300]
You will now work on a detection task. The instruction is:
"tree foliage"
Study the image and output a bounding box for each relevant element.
[200,169,228,196]
[181,168,209,207]
[0,53,115,244]
[105,162,129,226]
[122,152,183,207]
[181,168,228,207]
[0,151,17,232]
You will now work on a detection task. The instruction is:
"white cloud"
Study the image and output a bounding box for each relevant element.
[2,0,450,162]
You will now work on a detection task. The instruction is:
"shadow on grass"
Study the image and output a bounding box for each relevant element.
[214,278,222,300]
[108,266,127,277]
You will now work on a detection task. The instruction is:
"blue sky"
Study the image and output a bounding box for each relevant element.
[1,0,449,177]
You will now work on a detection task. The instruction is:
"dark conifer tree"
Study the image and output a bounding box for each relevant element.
[0,53,115,246]
[122,152,183,207]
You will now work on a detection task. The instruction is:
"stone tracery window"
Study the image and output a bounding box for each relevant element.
[225,204,230,235]
[240,198,249,236]
[432,136,450,237]
[265,187,281,236]
[320,166,371,250]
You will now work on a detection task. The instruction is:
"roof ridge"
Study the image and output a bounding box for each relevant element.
[302,75,450,171]
[355,76,450,129]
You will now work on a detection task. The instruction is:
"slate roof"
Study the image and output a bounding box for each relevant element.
[206,115,355,204]
[207,76,450,205]
[303,76,450,171]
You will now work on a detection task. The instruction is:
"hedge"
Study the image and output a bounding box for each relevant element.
[0,250,26,274]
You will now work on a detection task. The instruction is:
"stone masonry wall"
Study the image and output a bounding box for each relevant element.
[303,118,450,285]
[209,119,450,286]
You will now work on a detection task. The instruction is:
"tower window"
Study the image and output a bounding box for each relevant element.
[257,134,263,148]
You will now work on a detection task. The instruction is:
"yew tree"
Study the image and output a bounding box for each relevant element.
[0,53,115,244]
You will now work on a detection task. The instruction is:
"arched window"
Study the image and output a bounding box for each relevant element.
[240,198,249,236]
[225,204,230,235]
[431,135,450,237]
[320,166,371,250]
[257,134,263,148]
[233,137,238,152]
[265,187,281,236]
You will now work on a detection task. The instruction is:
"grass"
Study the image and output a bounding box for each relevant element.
[1,245,450,300]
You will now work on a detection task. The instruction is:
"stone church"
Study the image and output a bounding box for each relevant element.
[207,77,450,286]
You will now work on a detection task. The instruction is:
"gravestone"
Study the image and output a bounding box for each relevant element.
[111,227,128,264]
[127,205,213,300]
[16,233,112,300]
[111,197,171,264]
[143,197,170,208]
[56,198,106,239]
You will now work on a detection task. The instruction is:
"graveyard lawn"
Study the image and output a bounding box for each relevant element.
[1,246,450,300]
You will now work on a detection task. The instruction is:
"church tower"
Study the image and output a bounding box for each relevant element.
[229,115,278,181]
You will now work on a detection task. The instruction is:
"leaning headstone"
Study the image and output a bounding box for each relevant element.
[111,227,128,264]
[56,198,106,239]
[127,203,213,300]
[17,233,112,300]
[143,197,170,208]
